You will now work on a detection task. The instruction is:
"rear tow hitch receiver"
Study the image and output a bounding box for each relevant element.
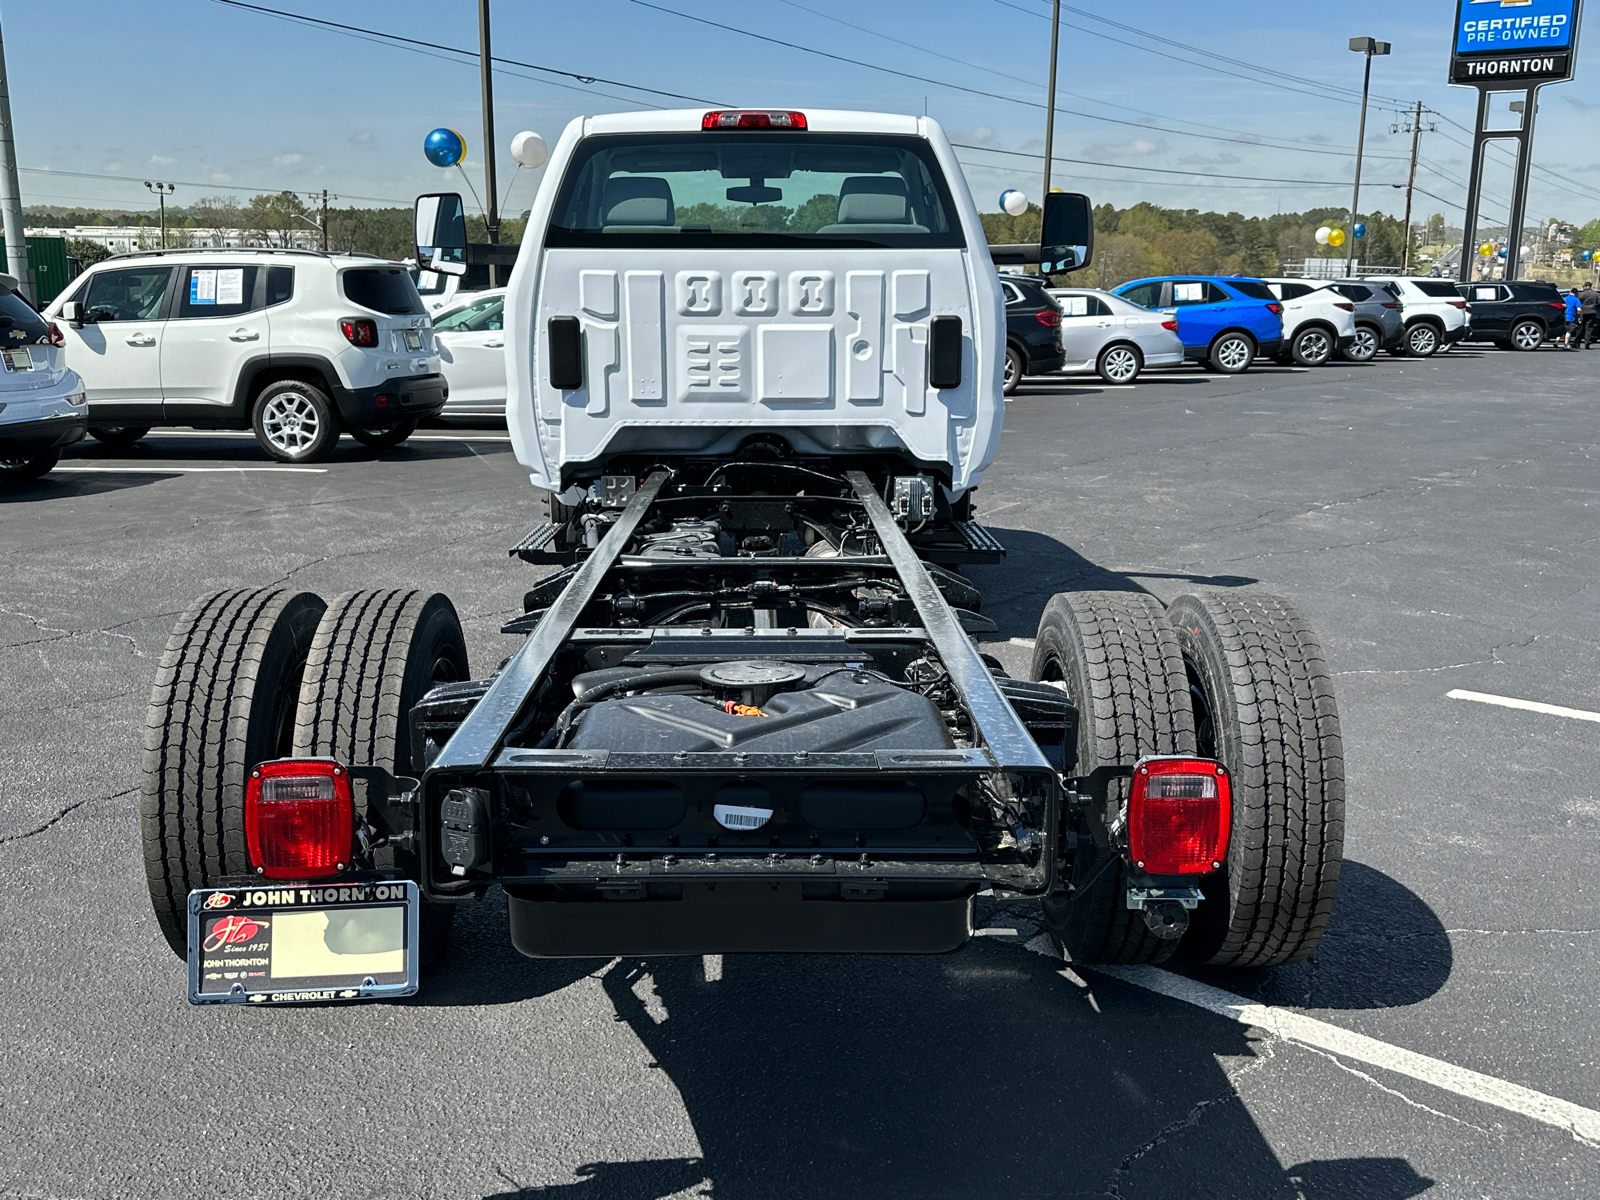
[1125,886,1203,940]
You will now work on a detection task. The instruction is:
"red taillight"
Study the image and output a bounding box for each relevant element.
[1333,302,1354,312]
[1266,302,1283,315]
[1035,308,1061,327]
[1381,301,1400,309]
[245,759,354,880]
[1161,319,1179,332]
[46,322,65,348]
[1128,757,1231,876]
[702,110,807,130]
[1448,300,1467,309]
[1549,301,1566,309]
[340,318,379,347]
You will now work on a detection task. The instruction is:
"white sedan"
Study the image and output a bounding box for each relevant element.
[433,288,507,421]
[1044,287,1186,384]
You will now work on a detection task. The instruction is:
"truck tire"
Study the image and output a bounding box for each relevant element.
[1166,592,1344,968]
[349,419,419,449]
[1029,591,1196,964]
[253,379,340,463]
[139,588,327,955]
[292,589,470,960]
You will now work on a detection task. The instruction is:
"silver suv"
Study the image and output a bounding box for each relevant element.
[44,249,446,462]
[0,274,86,483]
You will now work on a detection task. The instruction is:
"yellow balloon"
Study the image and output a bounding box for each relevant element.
[1479,242,1494,256]
[1328,228,1346,247]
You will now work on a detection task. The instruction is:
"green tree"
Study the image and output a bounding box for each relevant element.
[242,190,312,247]
[788,193,838,233]
[66,238,111,268]
[1425,213,1446,244]
[1091,231,1153,288]
[1118,202,1169,241]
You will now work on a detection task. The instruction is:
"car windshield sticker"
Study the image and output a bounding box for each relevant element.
[1475,286,1497,300]
[217,269,245,306]
[1174,282,1203,302]
[189,269,218,305]
[1063,296,1089,316]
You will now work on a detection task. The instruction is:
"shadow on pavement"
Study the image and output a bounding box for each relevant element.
[965,528,1258,641]
[1176,860,1453,1011]
[477,935,1435,1200]
[407,888,598,1007]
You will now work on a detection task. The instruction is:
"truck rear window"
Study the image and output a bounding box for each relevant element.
[546,133,963,250]
[344,268,424,314]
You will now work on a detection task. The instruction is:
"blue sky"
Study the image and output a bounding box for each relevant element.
[8,0,1598,229]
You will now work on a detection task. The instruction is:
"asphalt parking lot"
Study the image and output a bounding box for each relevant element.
[2,345,1597,1200]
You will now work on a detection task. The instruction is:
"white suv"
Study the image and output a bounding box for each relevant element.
[44,249,447,462]
[1259,278,1357,366]
[1361,276,1469,357]
[0,274,87,483]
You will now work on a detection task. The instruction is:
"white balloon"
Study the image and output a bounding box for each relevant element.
[1315,226,1332,245]
[510,131,549,170]
[1000,189,1028,217]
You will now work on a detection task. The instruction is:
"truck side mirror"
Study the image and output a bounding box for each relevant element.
[415,193,468,278]
[1040,192,1093,274]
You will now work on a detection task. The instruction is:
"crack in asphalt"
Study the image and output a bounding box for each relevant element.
[0,789,129,847]
[1296,1043,1489,1135]
[0,607,147,657]
[1333,635,1540,677]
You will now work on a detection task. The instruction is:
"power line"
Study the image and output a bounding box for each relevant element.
[15,165,411,206]
[210,0,723,106]
[950,141,1352,187]
[630,0,1411,163]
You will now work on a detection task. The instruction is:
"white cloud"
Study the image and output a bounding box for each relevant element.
[1082,138,1166,159]
[149,154,177,166]
[1303,133,1331,144]
[272,153,304,168]
[1177,152,1241,167]
[210,172,233,183]
[349,130,376,147]
[103,162,123,173]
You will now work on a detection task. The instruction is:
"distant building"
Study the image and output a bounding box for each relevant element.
[26,225,321,252]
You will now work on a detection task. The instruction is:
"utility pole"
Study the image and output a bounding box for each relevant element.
[1041,0,1061,201]
[0,15,33,299]
[1346,37,1390,277]
[478,0,500,287]
[144,181,175,249]
[1395,100,1431,275]
[319,188,328,252]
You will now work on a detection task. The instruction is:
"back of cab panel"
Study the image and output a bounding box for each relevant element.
[504,110,1005,496]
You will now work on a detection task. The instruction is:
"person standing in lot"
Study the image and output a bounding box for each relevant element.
[1563,288,1581,348]
[1578,284,1600,349]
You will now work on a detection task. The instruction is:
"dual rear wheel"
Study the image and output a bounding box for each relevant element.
[139,588,468,957]
[1030,589,1344,968]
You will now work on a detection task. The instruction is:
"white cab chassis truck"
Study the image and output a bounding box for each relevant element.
[141,110,1344,1005]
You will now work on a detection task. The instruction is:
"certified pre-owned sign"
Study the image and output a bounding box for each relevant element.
[1452,0,1582,84]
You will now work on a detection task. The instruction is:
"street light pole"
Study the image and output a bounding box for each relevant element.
[1041,0,1061,201]
[478,0,500,286]
[1346,37,1389,277]
[144,181,175,249]
[0,15,33,299]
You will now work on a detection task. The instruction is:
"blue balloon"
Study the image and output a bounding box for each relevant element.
[1353,222,1366,238]
[1586,250,1594,261]
[424,127,467,168]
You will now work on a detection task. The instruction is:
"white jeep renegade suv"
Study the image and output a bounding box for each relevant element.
[45,249,446,462]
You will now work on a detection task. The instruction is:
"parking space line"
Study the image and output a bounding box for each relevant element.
[112,431,514,443]
[52,466,328,474]
[1446,688,1600,724]
[1093,965,1600,1146]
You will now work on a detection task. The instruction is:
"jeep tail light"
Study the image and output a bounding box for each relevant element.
[1035,308,1061,327]
[46,322,65,348]
[1333,302,1354,312]
[1161,318,1179,332]
[339,318,379,347]
[1128,757,1231,876]
[702,110,807,130]
[245,759,354,880]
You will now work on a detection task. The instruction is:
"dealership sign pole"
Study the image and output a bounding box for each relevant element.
[1452,0,1583,282]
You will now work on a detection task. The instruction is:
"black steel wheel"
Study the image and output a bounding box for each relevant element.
[349,419,419,449]
[1167,592,1344,968]
[293,590,470,961]
[87,425,150,446]
[140,589,327,955]
[1029,591,1196,965]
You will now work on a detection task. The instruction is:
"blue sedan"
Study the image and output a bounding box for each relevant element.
[1111,276,1284,374]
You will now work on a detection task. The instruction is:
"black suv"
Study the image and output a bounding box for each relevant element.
[999,274,1065,395]
[1454,280,1568,350]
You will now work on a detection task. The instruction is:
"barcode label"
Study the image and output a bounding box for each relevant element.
[713,804,773,831]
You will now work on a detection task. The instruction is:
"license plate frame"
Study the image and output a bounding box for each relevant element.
[2,347,33,372]
[402,329,423,351]
[187,881,419,1005]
